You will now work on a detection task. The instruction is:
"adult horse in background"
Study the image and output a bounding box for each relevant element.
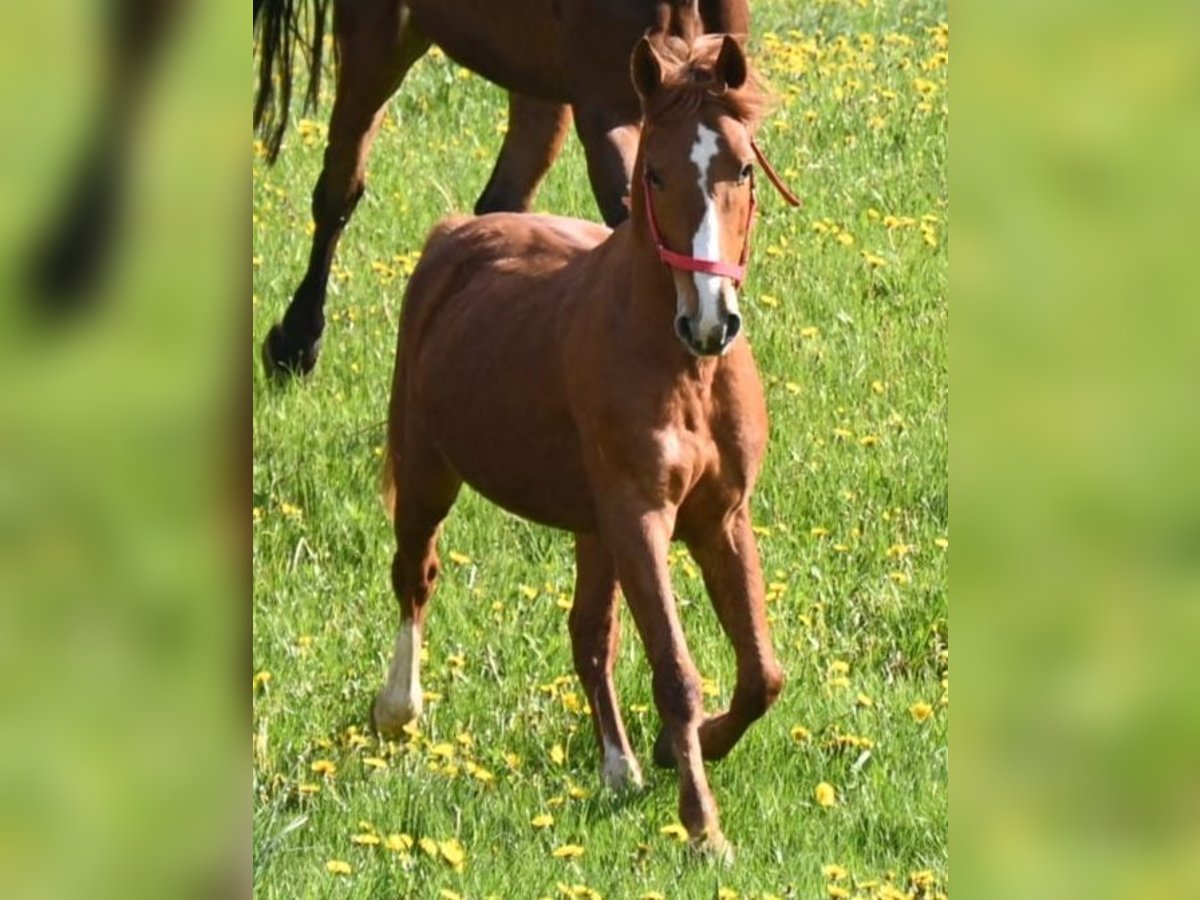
[253,0,749,378]
[374,23,795,855]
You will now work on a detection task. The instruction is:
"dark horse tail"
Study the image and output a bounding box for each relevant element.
[253,0,333,163]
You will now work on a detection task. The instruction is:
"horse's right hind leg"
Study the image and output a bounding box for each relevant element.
[474,93,572,216]
[262,0,430,380]
[373,434,461,737]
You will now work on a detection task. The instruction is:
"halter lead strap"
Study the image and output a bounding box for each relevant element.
[642,139,800,286]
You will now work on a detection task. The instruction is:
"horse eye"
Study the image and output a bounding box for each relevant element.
[738,162,754,184]
[647,167,664,190]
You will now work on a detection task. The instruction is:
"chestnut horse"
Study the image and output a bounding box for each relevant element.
[374,27,798,855]
[253,0,749,378]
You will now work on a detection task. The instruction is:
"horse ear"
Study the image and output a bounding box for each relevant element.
[715,34,747,91]
[631,37,663,101]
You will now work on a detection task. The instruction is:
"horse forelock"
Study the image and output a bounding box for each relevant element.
[642,34,771,133]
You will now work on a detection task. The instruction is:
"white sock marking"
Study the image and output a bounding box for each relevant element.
[601,736,644,792]
[377,618,422,731]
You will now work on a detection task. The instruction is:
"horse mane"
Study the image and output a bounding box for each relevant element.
[641,32,772,133]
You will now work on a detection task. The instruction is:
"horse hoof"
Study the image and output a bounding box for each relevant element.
[652,728,676,769]
[692,831,734,867]
[261,323,319,381]
[601,750,645,793]
[370,692,420,740]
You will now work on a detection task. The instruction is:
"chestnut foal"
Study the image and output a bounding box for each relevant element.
[374,30,792,855]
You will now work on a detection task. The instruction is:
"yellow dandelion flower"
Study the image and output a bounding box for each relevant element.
[550,744,566,765]
[791,725,811,742]
[640,893,666,900]
[429,742,455,758]
[325,860,352,875]
[800,325,820,339]
[910,702,934,722]
[567,784,590,800]
[439,838,466,869]
[448,551,472,565]
[531,813,555,829]
[718,889,739,900]
[418,837,440,858]
[384,833,413,852]
[519,584,539,599]
[836,232,855,247]
[859,434,879,446]
[935,537,949,549]
[253,670,271,690]
[815,782,837,807]
[862,251,888,268]
[910,870,936,890]
[700,677,719,698]
[363,757,388,770]
[784,382,802,395]
[822,863,849,880]
[440,891,462,900]
[856,693,874,708]
[351,833,380,846]
[310,759,336,777]
[759,294,779,308]
[827,887,850,899]
[297,783,320,794]
[551,844,585,859]
[659,823,689,842]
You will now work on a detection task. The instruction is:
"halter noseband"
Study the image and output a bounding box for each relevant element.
[642,139,801,288]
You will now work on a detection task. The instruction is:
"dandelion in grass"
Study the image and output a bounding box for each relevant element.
[447,551,472,565]
[440,891,462,900]
[826,886,850,899]
[419,837,440,858]
[531,813,554,829]
[351,833,380,846]
[822,863,848,881]
[815,781,837,808]
[551,844,585,859]
[384,833,413,853]
[439,838,466,870]
[640,893,666,900]
[791,725,811,743]
[659,823,688,842]
[325,860,352,876]
[310,759,336,777]
[800,325,820,339]
[717,889,739,899]
[910,701,934,722]
[550,744,566,765]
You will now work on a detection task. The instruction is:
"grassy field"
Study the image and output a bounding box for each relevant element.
[252,1,947,897]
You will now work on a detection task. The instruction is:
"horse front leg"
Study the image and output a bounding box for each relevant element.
[597,500,728,858]
[654,504,783,767]
[474,93,572,215]
[262,0,430,379]
[569,532,643,792]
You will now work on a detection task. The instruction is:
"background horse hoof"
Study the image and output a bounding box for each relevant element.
[261,323,320,381]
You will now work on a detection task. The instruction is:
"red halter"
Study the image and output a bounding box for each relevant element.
[642,139,801,287]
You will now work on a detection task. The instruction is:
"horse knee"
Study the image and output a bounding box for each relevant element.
[652,664,704,729]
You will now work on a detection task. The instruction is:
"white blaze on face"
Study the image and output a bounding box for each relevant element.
[376,617,423,733]
[686,123,739,341]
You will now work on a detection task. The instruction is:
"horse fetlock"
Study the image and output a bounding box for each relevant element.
[601,739,645,792]
[261,323,320,381]
[691,828,734,867]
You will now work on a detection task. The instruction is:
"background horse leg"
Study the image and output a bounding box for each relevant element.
[572,106,640,226]
[373,432,461,737]
[568,533,643,792]
[474,93,572,215]
[26,0,186,310]
[598,505,727,856]
[654,505,783,766]
[262,0,430,379]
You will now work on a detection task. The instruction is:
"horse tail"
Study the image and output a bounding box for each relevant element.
[380,432,397,522]
[253,0,334,164]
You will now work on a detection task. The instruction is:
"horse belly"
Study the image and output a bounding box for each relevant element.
[411,314,596,534]
[408,1,568,100]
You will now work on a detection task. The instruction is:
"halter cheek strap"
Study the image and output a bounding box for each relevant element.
[642,139,800,287]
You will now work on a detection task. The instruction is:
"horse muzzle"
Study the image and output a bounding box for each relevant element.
[675,310,742,356]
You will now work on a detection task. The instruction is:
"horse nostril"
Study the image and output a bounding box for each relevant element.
[725,313,742,342]
[675,315,694,345]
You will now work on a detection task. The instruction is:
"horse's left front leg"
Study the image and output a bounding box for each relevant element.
[654,504,784,767]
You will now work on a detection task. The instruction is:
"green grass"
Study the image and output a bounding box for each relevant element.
[253,1,947,897]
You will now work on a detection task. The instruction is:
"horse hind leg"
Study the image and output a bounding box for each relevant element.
[372,431,462,737]
[474,93,572,215]
[262,0,430,380]
[569,533,643,792]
